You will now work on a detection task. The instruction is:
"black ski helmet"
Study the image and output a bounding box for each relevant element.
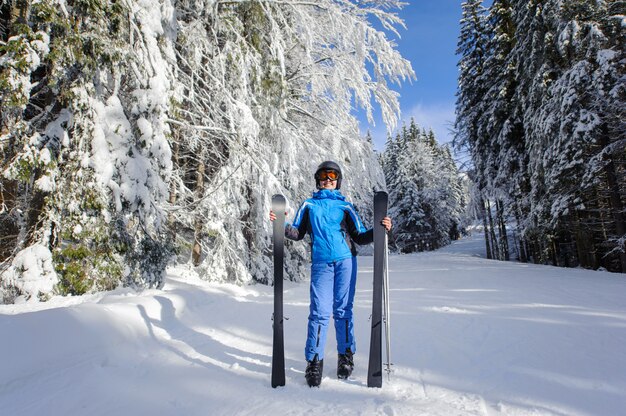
[314,160,343,189]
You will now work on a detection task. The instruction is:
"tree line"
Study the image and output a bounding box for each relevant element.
[381,119,468,253]
[455,0,625,272]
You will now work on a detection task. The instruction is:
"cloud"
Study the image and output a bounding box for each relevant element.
[405,102,456,144]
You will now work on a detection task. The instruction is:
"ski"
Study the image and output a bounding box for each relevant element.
[368,191,388,388]
[383,233,392,379]
[271,194,286,388]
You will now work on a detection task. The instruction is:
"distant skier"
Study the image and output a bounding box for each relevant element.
[270,161,392,387]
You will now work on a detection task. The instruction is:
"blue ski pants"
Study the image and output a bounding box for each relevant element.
[305,257,358,361]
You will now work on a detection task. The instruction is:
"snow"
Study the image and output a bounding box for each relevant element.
[1,233,626,415]
[34,174,55,192]
[0,245,58,302]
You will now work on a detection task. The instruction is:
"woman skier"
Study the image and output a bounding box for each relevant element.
[270,161,392,387]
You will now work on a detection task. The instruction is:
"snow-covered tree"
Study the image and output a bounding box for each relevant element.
[0,0,414,302]
[383,120,467,253]
[455,0,625,272]
[167,0,413,284]
[455,0,488,164]
[1,0,177,301]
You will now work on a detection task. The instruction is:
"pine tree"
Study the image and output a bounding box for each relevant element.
[383,119,467,252]
[455,0,488,159]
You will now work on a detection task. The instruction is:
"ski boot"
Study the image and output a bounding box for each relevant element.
[337,348,354,379]
[305,354,324,387]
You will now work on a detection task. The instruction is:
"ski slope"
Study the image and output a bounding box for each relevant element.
[1,233,626,416]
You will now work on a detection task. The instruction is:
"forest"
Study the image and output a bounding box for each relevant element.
[0,0,415,302]
[455,0,625,272]
[1,0,624,304]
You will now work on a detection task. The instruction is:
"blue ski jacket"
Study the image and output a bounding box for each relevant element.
[285,189,373,264]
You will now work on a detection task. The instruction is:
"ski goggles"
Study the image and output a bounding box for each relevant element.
[316,170,340,181]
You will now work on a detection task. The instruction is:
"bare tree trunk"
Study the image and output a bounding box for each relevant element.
[600,130,626,272]
[486,199,500,260]
[496,199,509,261]
[168,141,179,242]
[481,195,492,259]
[512,230,520,261]
[515,211,528,262]
[192,161,205,266]
[575,210,597,269]
[551,237,558,267]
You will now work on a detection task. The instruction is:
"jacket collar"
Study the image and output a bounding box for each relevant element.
[312,189,345,201]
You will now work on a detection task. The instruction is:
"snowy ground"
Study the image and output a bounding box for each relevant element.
[2,233,626,416]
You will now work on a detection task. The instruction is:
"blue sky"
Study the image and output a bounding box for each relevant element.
[359,1,467,151]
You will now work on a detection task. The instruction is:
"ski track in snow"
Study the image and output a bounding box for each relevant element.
[1,233,626,415]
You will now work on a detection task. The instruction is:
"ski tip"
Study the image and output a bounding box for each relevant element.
[272,194,287,211]
[374,191,388,205]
